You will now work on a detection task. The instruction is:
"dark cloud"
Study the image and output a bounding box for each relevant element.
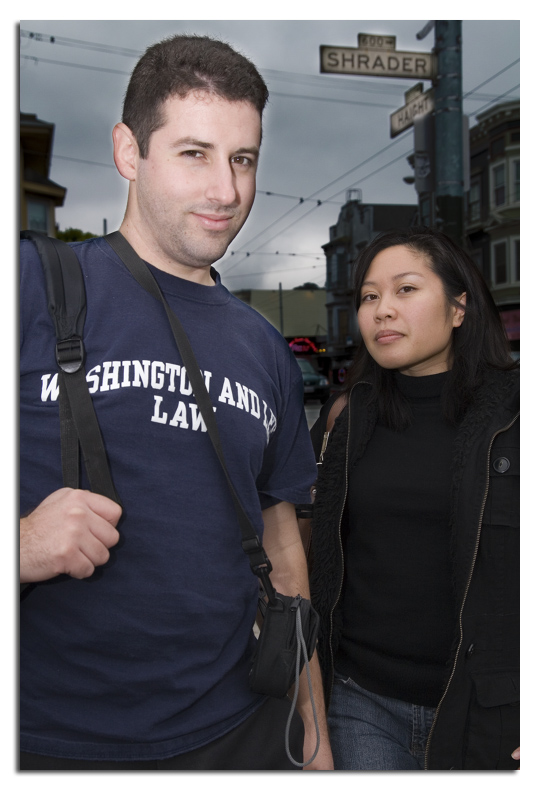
[20,19,520,289]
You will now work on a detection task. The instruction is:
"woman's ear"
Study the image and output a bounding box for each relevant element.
[112,123,139,181]
[453,292,467,327]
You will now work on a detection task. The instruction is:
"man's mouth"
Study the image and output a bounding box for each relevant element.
[192,212,235,231]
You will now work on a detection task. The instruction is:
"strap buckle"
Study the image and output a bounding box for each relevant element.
[56,337,84,374]
[242,536,277,605]
[242,536,273,575]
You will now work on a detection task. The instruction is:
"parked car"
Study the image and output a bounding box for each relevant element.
[296,358,330,404]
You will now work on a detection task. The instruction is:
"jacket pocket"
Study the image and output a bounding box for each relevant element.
[463,669,519,770]
[483,445,519,529]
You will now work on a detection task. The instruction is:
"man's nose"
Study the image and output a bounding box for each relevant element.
[205,160,238,207]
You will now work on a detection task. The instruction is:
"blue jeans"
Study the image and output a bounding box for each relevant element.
[328,672,436,770]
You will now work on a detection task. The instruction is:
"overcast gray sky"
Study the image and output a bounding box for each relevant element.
[19,16,520,291]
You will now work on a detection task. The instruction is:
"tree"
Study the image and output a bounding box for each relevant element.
[55,227,97,242]
[293,282,320,290]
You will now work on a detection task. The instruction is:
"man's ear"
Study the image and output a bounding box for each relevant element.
[112,123,139,181]
[453,292,467,327]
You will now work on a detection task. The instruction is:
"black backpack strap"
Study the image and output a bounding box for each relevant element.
[104,231,276,601]
[21,231,121,505]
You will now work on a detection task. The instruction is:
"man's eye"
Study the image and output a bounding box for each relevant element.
[232,156,252,166]
[181,150,203,158]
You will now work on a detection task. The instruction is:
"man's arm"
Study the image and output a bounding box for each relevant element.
[261,501,333,771]
[20,488,122,582]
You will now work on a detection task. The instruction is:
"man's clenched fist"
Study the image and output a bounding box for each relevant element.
[20,488,122,582]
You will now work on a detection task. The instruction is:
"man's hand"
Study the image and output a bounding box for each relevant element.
[262,502,334,770]
[20,488,122,583]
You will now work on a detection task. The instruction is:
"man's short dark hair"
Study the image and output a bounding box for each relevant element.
[122,34,269,158]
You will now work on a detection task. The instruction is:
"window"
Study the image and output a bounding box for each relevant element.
[492,164,506,206]
[338,309,349,345]
[468,178,481,222]
[330,253,339,285]
[328,247,347,288]
[493,241,507,285]
[470,249,483,273]
[419,195,431,226]
[512,237,520,282]
[27,199,49,233]
[512,159,520,203]
[491,238,520,286]
[490,137,505,159]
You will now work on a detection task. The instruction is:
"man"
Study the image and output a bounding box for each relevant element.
[20,35,333,770]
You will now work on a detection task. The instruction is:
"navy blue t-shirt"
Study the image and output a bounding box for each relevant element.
[20,237,316,760]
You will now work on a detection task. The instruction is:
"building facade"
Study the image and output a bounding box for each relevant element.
[232,286,329,372]
[321,190,417,385]
[20,113,66,236]
[464,101,520,356]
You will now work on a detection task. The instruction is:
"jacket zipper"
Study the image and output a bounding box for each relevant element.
[423,411,519,769]
[327,382,365,702]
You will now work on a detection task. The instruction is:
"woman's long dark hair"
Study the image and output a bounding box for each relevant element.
[346,227,517,429]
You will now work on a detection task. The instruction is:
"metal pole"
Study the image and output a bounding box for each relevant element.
[434,20,463,242]
[279,282,284,335]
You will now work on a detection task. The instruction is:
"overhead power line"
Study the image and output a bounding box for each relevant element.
[21,54,131,77]
[20,27,520,284]
[20,29,141,57]
[21,28,519,105]
[221,131,413,275]
[221,69,521,278]
[225,262,326,280]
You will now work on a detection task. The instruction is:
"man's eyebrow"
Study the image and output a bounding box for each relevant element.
[234,147,260,158]
[170,137,214,149]
[362,271,426,287]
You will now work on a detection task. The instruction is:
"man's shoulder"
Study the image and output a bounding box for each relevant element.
[20,235,105,265]
[227,291,289,341]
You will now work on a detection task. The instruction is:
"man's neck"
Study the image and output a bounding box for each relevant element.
[118,220,215,286]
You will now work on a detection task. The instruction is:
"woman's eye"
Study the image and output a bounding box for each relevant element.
[361,293,377,302]
[399,285,416,293]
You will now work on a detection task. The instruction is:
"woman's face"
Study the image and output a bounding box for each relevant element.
[357,245,465,377]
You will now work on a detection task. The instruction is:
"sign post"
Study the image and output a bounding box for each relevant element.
[319,27,464,241]
[433,20,464,242]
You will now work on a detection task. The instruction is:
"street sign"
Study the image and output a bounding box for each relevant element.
[390,87,434,137]
[320,33,435,80]
[357,33,396,51]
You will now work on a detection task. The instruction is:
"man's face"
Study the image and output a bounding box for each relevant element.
[131,92,261,279]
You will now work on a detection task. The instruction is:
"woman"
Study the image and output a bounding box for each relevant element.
[307,228,519,770]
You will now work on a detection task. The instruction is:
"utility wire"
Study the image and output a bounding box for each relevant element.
[20,54,131,77]
[221,143,414,279]
[225,262,326,280]
[473,84,520,115]
[21,29,519,282]
[221,71,521,277]
[20,28,519,108]
[21,54,519,110]
[221,131,413,275]
[20,29,142,56]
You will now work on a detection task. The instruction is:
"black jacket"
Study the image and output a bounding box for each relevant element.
[309,369,519,770]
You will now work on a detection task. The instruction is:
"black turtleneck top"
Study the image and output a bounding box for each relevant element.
[336,371,457,707]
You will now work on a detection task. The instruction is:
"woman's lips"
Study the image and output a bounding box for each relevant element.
[374,330,404,344]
